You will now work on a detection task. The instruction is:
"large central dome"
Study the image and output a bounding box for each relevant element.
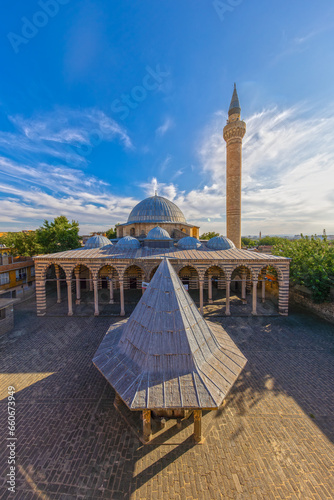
[127,195,186,223]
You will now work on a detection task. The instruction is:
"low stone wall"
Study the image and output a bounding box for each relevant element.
[290,288,334,323]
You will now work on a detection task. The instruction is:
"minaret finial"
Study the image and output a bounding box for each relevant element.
[228,83,241,118]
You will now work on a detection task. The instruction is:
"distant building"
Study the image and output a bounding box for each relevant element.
[0,246,35,299]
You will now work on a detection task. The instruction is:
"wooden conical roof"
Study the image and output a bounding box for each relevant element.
[93,259,247,409]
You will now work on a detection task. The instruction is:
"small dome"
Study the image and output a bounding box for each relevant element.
[84,235,112,249]
[146,226,172,240]
[128,195,186,223]
[116,236,140,249]
[177,236,201,249]
[206,236,235,250]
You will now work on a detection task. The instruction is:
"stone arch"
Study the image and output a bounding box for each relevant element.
[98,264,120,289]
[178,265,199,289]
[123,264,145,290]
[204,265,226,289]
[42,262,66,281]
[257,263,284,283]
[149,266,159,281]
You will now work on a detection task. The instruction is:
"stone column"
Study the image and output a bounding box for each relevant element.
[278,280,289,316]
[225,279,231,316]
[109,278,114,304]
[93,279,99,316]
[199,279,204,315]
[66,278,73,316]
[36,279,47,316]
[208,275,213,304]
[75,269,81,305]
[193,410,202,443]
[252,279,258,315]
[55,265,61,304]
[241,272,247,304]
[120,279,125,316]
[143,409,151,442]
[261,278,266,303]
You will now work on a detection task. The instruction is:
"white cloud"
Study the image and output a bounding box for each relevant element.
[156,117,174,137]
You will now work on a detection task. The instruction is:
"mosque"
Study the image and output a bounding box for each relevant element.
[33,85,290,318]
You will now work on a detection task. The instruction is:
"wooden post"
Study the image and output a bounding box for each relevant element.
[143,409,151,442]
[225,279,231,316]
[67,279,73,316]
[252,279,258,315]
[109,278,114,304]
[75,269,81,305]
[208,275,213,304]
[120,280,125,316]
[89,272,93,292]
[261,278,266,303]
[55,265,61,304]
[93,279,99,316]
[199,280,204,315]
[193,410,202,443]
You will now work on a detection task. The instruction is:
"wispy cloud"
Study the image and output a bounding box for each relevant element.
[156,117,174,137]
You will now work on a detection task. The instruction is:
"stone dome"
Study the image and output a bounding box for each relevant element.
[116,236,140,249]
[84,235,112,249]
[177,236,201,249]
[206,236,235,250]
[127,195,186,223]
[146,226,172,240]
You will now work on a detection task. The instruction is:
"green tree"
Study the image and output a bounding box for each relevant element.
[241,237,257,247]
[36,216,81,254]
[272,235,334,303]
[200,231,220,240]
[259,236,285,246]
[106,226,117,239]
[0,231,42,257]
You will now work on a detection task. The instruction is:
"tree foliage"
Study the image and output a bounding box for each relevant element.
[272,235,334,303]
[106,226,117,239]
[0,231,41,257]
[36,216,81,254]
[258,236,285,246]
[199,231,220,240]
[241,237,257,247]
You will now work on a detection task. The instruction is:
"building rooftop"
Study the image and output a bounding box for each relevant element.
[93,259,247,409]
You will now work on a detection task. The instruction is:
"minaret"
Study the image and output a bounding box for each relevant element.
[223,83,246,249]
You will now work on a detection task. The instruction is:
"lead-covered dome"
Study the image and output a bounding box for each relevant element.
[206,236,235,250]
[146,226,172,240]
[127,195,186,223]
[84,235,112,249]
[116,236,140,249]
[177,236,201,249]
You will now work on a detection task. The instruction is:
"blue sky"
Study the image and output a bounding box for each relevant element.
[1,0,334,235]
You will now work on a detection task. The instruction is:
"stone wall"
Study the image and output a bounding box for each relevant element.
[290,287,334,323]
[0,304,14,335]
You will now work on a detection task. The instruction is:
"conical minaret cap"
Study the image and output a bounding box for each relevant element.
[228,83,241,117]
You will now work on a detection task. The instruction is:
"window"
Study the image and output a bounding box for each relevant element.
[0,273,9,285]
[16,268,27,281]
[0,308,6,320]
[30,267,35,277]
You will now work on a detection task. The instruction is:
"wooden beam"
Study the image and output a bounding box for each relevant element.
[193,410,202,443]
[143,409,151,442]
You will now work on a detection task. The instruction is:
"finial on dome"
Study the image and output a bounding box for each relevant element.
[228,83,241,118]
[155,190,157,196]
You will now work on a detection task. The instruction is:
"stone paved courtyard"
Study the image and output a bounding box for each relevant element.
[0,295,334,499]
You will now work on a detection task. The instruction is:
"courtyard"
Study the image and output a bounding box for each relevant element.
[0,296,333,499]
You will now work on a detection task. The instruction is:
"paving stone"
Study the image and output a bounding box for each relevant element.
[0,297,333,499]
